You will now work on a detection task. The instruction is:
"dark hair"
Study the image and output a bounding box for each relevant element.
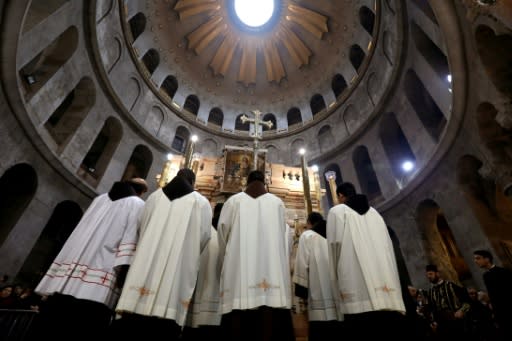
[177,168,196,186]
[247,170,265,184]
[127,182,147,195]
[473,250,493,263]
[336,182,356,198]
[212,202,224,229]
[307,212,324,226]
[426,264,438,272]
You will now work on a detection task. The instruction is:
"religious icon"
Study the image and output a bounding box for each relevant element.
[221,146,266,193]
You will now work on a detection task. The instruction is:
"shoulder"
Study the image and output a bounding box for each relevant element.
[193,192,210,205]
[300,230,316,241]
[264,193,284,204]
[328,204,350,216]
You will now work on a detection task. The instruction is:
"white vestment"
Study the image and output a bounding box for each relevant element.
[217,192,292,314]
[293,229,337,321]
[186,227,222,327]
[327,204,405,318]
[35,193,144,309]
[115,189,212,326]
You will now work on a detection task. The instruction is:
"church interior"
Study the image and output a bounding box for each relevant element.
[1,0,512,334]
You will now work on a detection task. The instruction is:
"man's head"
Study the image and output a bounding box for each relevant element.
[127,178,148,196]
[307,212,324,229]
[177,168,196,187]
[467,287,478,301]
[425,264,440,284]
[247,170,265,185]
[336,182,356,204]
[473,249,493,269]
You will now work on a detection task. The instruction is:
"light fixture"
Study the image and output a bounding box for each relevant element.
[311,165,319,172]
[191,135,198,142]
[166,153,173,161]
[25,74,37,85]
[233,0,275,28]
[446,74,452,83]
[401,160,415,173]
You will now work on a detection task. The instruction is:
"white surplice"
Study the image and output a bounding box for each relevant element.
[293,229,337,321]
[186,227,222,327]
[327,204,405,319]
[115,189,212,326]
[217,192,292,314]
[35,193,145,309]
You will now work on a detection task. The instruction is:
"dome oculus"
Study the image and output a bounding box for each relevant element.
[234,0,275,28]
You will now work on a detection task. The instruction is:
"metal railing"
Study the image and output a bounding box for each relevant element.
[0,309,38,341]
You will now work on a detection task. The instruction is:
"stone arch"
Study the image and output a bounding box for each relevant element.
[332,74,347,99]
[172,125,190,153]
[416,199,471,283]
[262,113,277,131]
[22,0,70,32]
[411,21,449,80]
[0,164,38,247]
[107,37,123,74]
[323,163,343,208]
[202,138,218,156]
[161,75,178,100]
[404,69,446,142]
[367,72,378,106]
[127,77,141,111]
[16,200,83,287]
[122,144,153,180]
[287,107,302,127]
[349,44,366,72]
[97,0,115,23]
[310,94,326,117]
[383,30,394,65]
[359,6,375,35]
[145,106,164,136]
[208,108,224,128]
[44,77,95,150]
[184,95,200,116]
[411,0,438,24]
[290,139,305,166]
[128,12,146,41]
[19,26,79,99]
[264,145,279,164]
[379,112,416,181]
[79,117,123,187]
[475,25,512,98]
[141,48,159,75]
[352,145,382,201]
[318,125,334,152]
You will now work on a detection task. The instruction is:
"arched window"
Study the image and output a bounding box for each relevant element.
[411,22,449,80]
[404,69,446,142]
[287,107,302,126]
[379,112,416,181]
[262,113,277,131]
[0,164,38,246]
[352,146,382,200]
[332,74,348,99]
[235,114,250,132]
[79,117,123,186]
[184,95,200,116]
[310,94,326,117]
[172,126,190,153]
[45,77,95,149]
[411,0,438,24]
[161,75,178,100]
[349,44,366,71]
[122,145,153,180]
[359,6,375,35]
[23,0,70,32]
[208,108,224,127]
[141,49,159,75]
[129,12,146,41]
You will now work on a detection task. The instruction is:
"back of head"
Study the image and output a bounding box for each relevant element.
[336,182,356,198]
[307,212,324,226]
[247,170,265,184]
[177,168,196,186]
[127,178,148,196]
[212,202,224,229]
[473,249,493,263]
[425,264,438,273]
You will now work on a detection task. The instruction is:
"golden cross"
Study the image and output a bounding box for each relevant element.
[239,110,272,171]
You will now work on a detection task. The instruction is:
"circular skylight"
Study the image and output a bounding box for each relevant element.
[234,0,275,28]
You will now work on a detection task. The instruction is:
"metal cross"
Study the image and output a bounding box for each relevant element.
[239,110,273,170]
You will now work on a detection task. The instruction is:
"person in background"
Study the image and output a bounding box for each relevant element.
[32,178,147,341]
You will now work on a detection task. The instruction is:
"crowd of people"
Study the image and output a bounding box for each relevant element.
[2,168,511,340]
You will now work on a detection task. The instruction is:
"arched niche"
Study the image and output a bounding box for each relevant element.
[235,114,250,132]
[404,69,446,142]
[141,48,159,75]
[171,125,190,153]
[161,75,178,100]
[332,74,347,99]
[184,95,200,116]
[16,200,83,287]
[0,164,38,247]
[201,138,218,157]
[352,145,382,201]
[145,106,164,136]
[19,26,79,99]
[410,22,449,81]
[122,145,153,180]
[290,139,305,166]
[318,125,334,152]
[264,145,279,164]
[378,112,416,181]
[310,94,326,117]
[416,199,471,283]
[410,0,438,24]
[349,44,366,72]
[79,117,123,187]
[475,25,512,98]
[262,113,277,131]
[208,108,224,128]
[323,163,343,208]
[44,77,95,150]
[287,107,302,127]
[22,0,70,33]
[129,12,146,41]
[359,6,375,35]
